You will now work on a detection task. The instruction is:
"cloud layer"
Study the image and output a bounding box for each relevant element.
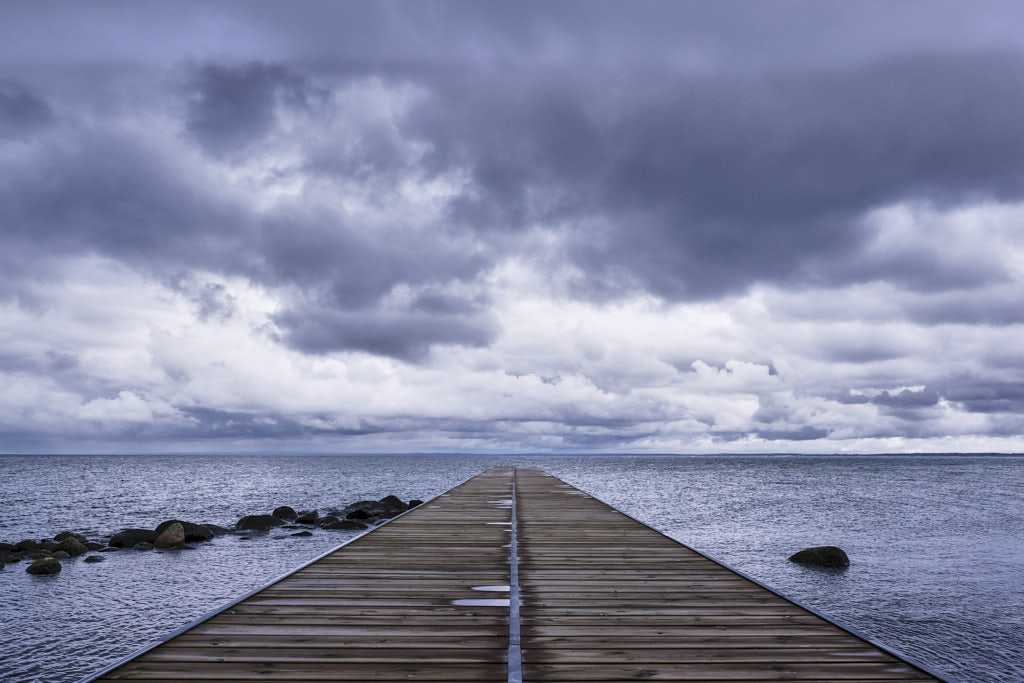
[1,2,1023,453]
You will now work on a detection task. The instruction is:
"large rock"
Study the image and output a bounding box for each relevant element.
[15,539,38,552]
[155,522,185,549]
[155,520,214,543]
[317,515,341,528]
[0,542,16,552]
[52,550,71,559]
[26,557,61,575]
[109,529,158,548]
[379,495,408,512]
[85,542,105,551]
[272,506,297,521]
[346,509,370,520]
[57,537,88,557]
[0,551,21,564]
[53,531,86,542]
[789,546,850,569]
[236,514,285,532]
[295,510,318,524]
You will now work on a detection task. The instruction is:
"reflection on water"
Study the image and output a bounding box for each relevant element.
[0,453,1021,682]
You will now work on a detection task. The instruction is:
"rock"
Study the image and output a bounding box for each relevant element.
[109,529,158,548]
[789,546,850,569]
[236,514,286,532]
[155,522,185,549]
[408,499,423,508]
[26,557,61,575]
[291,530,313,537]
[203,524,231,536]
[346,509,370,520]
[28,550,54,560]
[136,542,154,551]
[98,546,120,552]
[322,520,368,531]
[317,515,340,528]
[58,536,88,557]
[0,551,21,564]
[342,500,386,517]
[85,541,105,551]
[296,510,318,524]
[15,539,38,552]
[155,520,214,543]
[84,555,104,563]
[379,495,408,512]
[53,531,86,542]
[52,550,71,559]
[0,542,16,551]
[272,505,297,521]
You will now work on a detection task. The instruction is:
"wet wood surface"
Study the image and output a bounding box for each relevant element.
[93,467,941,682]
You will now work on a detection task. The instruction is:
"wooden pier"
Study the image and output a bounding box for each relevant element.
[86,467,945,682]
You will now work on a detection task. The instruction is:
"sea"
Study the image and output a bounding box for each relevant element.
[0,454,1021,682]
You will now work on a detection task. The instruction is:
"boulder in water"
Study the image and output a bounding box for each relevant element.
[136,542,154,551]
[26,557,61,575]
[408,499,423,508]
[379,495,407,512]
[236,514,285,532]
[789,546,850,569]
[85,541,105,551]
[272,506,297,521]
[58,536,88,557]
[291,530,313,537]
[15,539,38,552]
[346,509,370,520]
[155,522,185,549]
[202,524,231,536]
[109,529,157,548]
[296,510,318,524]
[84,555,104,563]
[155,520,214,543]
[317,515,340,528]
[52,550,71,559]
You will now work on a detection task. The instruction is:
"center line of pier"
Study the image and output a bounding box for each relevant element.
[507,469,523,683]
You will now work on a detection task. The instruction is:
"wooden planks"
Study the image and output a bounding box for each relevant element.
[88,466,945,682]
[95,468,514,681]
[515,467,940,682]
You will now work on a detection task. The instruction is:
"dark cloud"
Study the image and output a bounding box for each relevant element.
[274,304,496,362]
[0,81,54,138]
[755,426,830,441]
[872,387,940,408]
[183,61,321,160]
[940,381,1024,414]
[410,52,1024,300]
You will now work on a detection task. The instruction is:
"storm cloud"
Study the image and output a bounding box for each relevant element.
[1,1,1023,453]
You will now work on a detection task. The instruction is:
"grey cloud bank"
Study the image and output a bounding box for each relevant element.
[1,2,1023,453]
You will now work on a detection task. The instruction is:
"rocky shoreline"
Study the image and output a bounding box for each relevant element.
[0,494,423,576]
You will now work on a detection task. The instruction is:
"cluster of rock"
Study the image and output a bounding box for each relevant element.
[0,494,422,577]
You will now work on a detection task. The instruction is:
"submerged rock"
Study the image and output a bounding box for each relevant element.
[789,546,850,569]
[203,524,231,536]
[291,530,313,537]
[84,555,104,563]
[322,520,368,531]
[272,506,297,521]
[155,520,214,543]
[236,514,286,532]
[84,541,105,551]
[136,542,154,551]
[109,529,157,548]
[26,557,61,575]
[155,522,185,549]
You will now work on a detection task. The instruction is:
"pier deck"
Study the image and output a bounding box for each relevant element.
[89,467,943,682]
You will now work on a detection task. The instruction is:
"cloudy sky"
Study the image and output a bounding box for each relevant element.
[2,1,1023,454]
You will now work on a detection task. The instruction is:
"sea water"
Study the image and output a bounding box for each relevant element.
[0,454,1021,682]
